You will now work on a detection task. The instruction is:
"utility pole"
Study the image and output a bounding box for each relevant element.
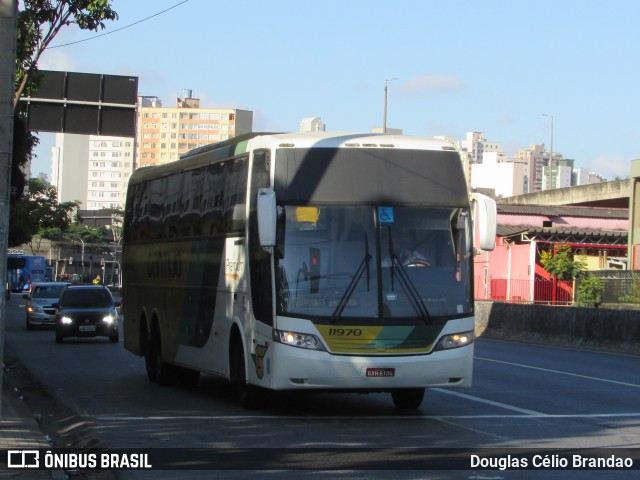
[0,0,18,417]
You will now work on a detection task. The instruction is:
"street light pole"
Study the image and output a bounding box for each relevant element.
[79,238,85,279]
[543,113,554,189]
[383,77,397,133]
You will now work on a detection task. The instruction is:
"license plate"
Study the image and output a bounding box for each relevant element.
[365,367,395,377]
[79,325,96,332]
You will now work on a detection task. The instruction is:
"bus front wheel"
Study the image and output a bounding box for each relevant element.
[391,388,425,410]
[231,342,262,410]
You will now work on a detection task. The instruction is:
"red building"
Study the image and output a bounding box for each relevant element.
[475,204,628,304]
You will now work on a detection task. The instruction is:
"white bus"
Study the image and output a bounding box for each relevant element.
[122,132,496,409]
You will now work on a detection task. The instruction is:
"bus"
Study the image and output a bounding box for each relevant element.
[7,254,48,292]
[122,132,496,409]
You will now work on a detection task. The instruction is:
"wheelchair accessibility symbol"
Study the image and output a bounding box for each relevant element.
[378,207,394,223]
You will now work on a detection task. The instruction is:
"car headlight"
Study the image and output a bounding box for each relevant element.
[61,316,74,325]
[102,314,116,325]
[434,331,474,351]
[273,330,326,351]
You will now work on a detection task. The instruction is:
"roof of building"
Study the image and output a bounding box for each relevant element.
[495,203,628,246]
[497,225,628,238]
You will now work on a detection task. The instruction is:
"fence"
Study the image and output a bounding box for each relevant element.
[477,271,640,306]
[585,271,640,305]
[477,277,574,305]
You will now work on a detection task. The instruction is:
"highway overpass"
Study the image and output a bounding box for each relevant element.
[498,179,629,208]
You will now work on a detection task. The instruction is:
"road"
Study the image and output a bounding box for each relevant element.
[3,295,640,479]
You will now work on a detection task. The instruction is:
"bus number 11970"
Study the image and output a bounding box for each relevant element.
[328,328,362,336]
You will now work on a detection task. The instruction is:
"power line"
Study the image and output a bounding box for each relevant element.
[47,0,190,49]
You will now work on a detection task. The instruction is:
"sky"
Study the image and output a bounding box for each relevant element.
[31,0,640,181]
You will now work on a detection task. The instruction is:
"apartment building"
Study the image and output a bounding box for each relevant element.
[514,144,567,193]
[471,151,526,198]
[52,134,134,210]
[455,131,504,187]
[51,91,253,210]
[136,91,253,168]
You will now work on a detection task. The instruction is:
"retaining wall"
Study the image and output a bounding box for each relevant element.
[474,301,640,355]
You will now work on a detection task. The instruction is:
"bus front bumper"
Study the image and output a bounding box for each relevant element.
[265,341,474,391]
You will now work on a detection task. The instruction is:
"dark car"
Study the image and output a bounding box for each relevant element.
[25,281,70,329]
[54,285,120,343]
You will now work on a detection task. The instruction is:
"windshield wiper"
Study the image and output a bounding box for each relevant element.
[387,230,431,324]
[332,233,372,323]
[391,257,432,324]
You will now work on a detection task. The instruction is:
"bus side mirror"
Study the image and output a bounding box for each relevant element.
[472,192,497,252]
[257,188,277,248]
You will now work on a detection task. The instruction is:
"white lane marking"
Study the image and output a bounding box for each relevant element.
[95,412,640,422]
[476,357,640,388]
[431,388,543,415]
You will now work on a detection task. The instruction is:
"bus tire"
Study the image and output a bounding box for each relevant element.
[145,326,177,386]
[232,341,262,410]
[391,388,425,410]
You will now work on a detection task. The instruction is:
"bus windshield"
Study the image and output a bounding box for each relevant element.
[275,205,472,323]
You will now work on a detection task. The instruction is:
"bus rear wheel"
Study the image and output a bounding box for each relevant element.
[145,327,177,386]
[391,388,425,409]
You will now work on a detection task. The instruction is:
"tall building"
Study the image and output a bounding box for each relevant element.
[52,134,134,210]
[471,151,526,198]
[513,144,564,192]
[573,168,605,186]
[51,91,253,210]
[136,90,253,168]
[541,158,574,190]
[456,131,503,187]
[457,132,503,165]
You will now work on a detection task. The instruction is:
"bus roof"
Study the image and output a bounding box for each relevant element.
[128,132,459,186]
[246,131,458,152]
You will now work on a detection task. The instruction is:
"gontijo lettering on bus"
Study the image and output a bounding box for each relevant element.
[147,250,182,278]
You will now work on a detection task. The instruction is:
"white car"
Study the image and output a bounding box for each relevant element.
[25,282,70,329]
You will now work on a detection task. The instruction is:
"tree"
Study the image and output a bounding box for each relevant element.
[540,244,587,281]
[11,1,118,202]
[576,275,604,308]
[14,0,118,109]
[9,177,80,247]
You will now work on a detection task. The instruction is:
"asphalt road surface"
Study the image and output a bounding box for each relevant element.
[3,295,640,479]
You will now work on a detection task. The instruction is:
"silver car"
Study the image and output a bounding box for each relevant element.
[25,282,70,329]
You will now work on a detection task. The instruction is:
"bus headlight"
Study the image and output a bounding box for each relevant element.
[273,330,326,351]
[434,331,474,351]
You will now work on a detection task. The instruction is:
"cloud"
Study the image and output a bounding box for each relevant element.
[586,155,630,180]
[38,48,79,72]
[397,75,464,98]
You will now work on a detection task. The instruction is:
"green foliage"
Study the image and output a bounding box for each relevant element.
[15,0,118,107]
[618,273,640,304]
[576,275,604,307]
[11,1,119,215]
[540,244,587,280]
[9,178,80,246]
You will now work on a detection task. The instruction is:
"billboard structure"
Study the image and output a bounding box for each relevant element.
[19,71,138,137]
